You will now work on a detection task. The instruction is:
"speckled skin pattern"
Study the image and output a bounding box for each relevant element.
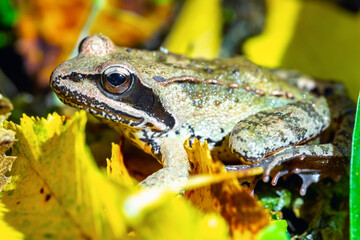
[50,34,351,191]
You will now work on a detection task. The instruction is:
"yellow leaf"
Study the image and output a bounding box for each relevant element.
[243,0,360,100]
[106,142,135,186]
[0,200,24,240]
[184,139,271,239]
[124,189,230,240]
[1,111,232,239]
[105,141,230,239]
[163,0,222,59]
[2,111,129,239]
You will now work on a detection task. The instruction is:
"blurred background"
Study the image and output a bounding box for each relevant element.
[0,0,359,119]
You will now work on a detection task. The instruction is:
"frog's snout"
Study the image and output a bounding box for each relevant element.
[49,65,65,92]
[49,67,59,89]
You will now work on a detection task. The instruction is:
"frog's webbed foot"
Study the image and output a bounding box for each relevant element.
[227,144,346,196]
[259,143,345,195]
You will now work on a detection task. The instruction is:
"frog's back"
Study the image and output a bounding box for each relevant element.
[50,33,313,143]
[117,47,311,115]
[127,50,314,145]
[114,45,309,94]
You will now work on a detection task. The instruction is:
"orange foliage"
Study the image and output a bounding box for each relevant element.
[184,139,271,239]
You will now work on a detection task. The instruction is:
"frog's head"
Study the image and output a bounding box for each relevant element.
[50,34,176,132]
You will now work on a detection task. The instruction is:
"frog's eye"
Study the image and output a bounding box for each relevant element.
[101,66,132,94]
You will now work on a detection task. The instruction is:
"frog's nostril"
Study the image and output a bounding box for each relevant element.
[70,72,83,82]
[49,67,63,88]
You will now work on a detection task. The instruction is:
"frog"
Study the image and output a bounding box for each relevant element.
[50,34,354,193]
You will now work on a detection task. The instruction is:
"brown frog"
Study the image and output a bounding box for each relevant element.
[50,34,354,194]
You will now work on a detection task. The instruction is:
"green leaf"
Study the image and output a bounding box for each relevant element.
[0,0,17,27]
[256,221,290,240]
[152,0,174,5]
[350,93,360,239]
[260,189,292,213]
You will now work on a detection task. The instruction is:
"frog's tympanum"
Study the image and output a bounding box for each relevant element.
[50,34,354,194]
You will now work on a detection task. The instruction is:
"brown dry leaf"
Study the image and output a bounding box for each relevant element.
[0,127,15,155]
[0,94,13,117]
[184,139,271,239]
[0,127,16,192]
[0,155,16,192]
[0,95,15,192]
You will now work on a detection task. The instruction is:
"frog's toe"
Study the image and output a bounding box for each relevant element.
[259,143,346,195]
[264,166,321,196]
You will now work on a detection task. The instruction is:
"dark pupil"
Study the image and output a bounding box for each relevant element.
[107,73,127,86]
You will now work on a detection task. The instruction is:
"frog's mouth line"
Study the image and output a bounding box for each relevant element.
[59,96,145,126]
[51,75,173,131]
[51,78,141,125]
[54,89,169,131]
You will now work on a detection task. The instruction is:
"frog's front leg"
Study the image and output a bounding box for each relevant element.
[140,137,190,191]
